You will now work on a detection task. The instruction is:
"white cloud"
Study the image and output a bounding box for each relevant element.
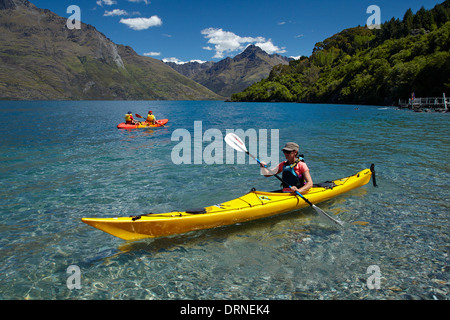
[127,0,151,4]
[143,52,161,56]
[290,55,302,60]
[278,20,294,26]
[254,39,286,55]
[104,9,141,16]
[120,16,162,30]
[162,57,184,64]
[162,57,207,65]
[96,0,117,6]
[104,9,128,16]
[190,59,207,64]
[201,28,285,59]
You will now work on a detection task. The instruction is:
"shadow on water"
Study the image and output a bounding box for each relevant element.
[112,175,379,257]
[78,186,374,267]
[113,206,343,256]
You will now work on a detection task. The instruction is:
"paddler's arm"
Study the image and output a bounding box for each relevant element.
[291,170,313,194]
[259,161,281,177]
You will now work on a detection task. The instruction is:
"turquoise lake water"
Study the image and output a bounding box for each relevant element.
[0,100,448,300]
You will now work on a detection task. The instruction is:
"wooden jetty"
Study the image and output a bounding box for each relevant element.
[398,93,449,112]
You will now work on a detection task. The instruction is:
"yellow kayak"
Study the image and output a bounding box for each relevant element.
[82,167,374,240]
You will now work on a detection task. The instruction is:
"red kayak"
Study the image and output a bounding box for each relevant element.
[117,119,168,129]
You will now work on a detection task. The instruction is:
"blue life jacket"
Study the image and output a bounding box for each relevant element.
[281,156,305,189]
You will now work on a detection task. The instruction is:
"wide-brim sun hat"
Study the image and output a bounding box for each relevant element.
[282,142,299,152]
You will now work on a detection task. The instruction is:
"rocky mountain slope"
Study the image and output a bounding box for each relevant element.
[166,45,292,98]
[0,0,221,100]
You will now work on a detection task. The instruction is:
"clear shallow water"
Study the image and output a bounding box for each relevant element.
[0,101,448,300]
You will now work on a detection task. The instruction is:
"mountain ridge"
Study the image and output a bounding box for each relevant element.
[165,45,292,98]
[0,0,221,100]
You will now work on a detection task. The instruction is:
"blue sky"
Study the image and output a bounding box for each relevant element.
[32,0,443,64]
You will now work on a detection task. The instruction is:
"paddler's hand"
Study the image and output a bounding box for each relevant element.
[259,161,273,177]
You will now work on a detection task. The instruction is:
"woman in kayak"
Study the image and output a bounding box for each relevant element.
[260,142,313,194]
[145,110,156,125]
[125,111,139,125]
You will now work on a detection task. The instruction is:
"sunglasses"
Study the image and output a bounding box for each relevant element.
[282,150,296,154]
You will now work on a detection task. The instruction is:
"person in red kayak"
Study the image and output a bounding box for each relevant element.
[260,142,313,193]
[145,110,156,125]
[125,111,139,125]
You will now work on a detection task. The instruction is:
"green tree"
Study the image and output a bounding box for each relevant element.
[403,8,414,34]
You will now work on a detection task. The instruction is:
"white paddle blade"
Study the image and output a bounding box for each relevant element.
[312,205,344,226]
[224,133,248,153]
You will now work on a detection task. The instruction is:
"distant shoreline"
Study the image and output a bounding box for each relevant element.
[2,98,448,113]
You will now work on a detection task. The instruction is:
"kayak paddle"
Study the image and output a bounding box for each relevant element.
[224,132,344,226]
[134,113,146,125]
[136,113,163,126]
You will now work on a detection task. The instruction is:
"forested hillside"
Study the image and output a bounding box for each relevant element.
[231,1,450,105]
